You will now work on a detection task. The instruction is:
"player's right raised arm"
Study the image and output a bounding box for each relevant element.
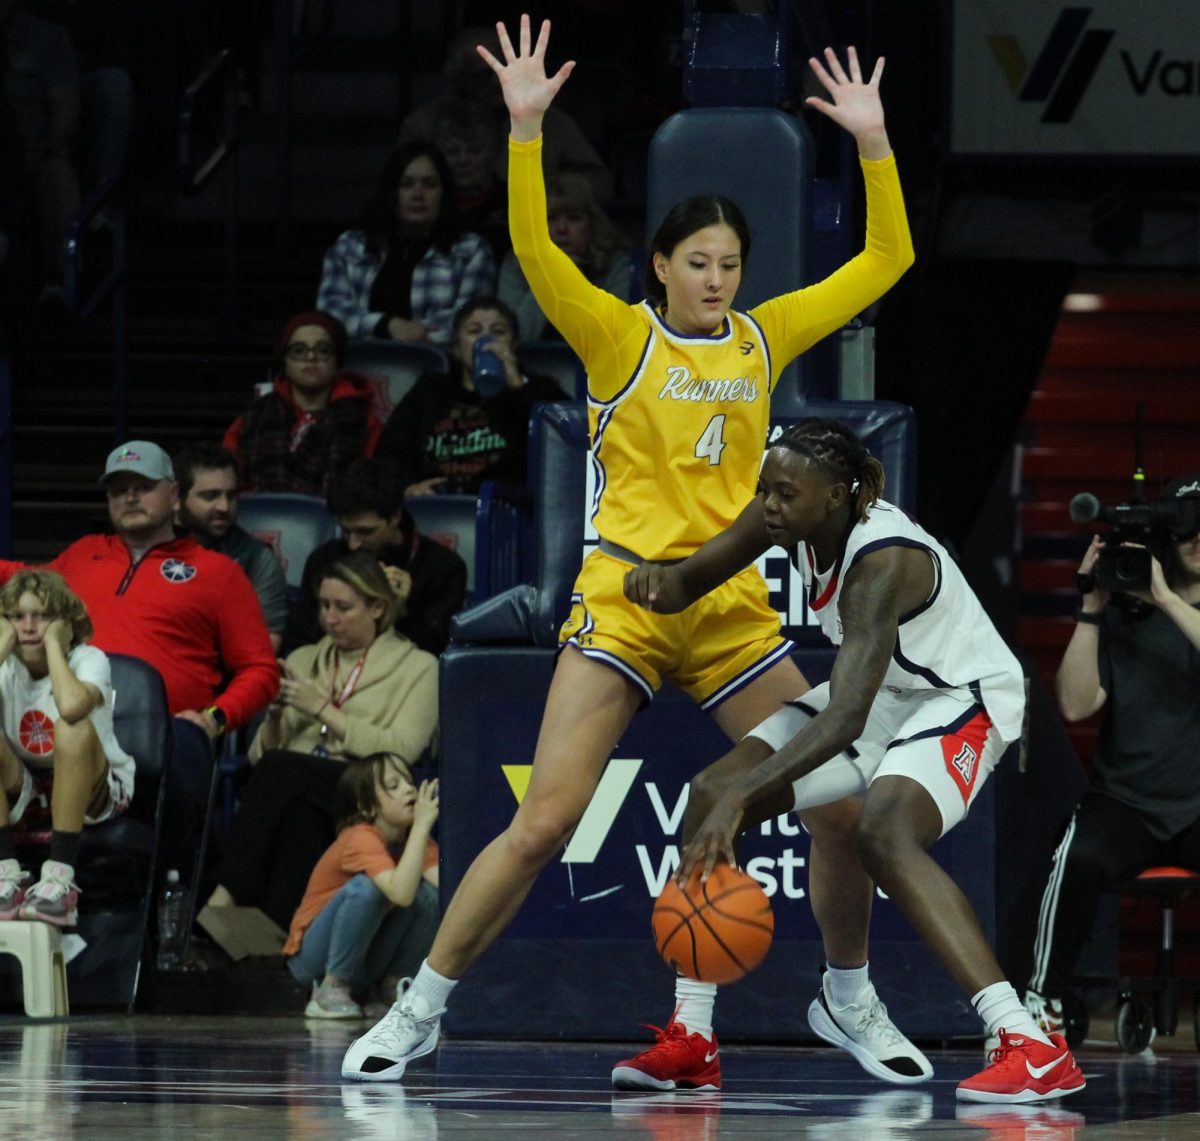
[624,497,773,612]
[480,16,628,371]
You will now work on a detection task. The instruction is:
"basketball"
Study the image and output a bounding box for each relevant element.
[652,864,774,984]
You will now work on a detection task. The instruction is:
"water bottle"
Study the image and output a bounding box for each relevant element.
[156,869,187,971]
[471,335,507,398]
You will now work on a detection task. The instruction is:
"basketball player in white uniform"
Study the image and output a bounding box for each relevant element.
[625,417,1085,1104]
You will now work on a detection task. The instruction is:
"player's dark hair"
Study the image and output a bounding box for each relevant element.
[644,195,751,307]
[774,418,885,522]
[173,442,238,499]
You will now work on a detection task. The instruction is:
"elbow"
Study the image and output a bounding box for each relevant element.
[1057,700,1090,725]
[56,699,93,725]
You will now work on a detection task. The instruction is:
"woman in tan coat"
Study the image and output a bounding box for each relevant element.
[207,553,438,929]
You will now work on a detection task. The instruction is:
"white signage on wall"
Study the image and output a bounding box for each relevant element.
[952,1,1200,156]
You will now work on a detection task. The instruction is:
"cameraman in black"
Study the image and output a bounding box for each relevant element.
[1024,474,1200,1035]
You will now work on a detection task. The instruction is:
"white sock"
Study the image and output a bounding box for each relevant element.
[824,961,870,1008]
[972,981,1051,1045]
[409,960,456,1012]
[674,976,716,1039]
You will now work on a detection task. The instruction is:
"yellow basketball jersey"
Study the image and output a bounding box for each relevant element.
[588,306,774,559]
[508,137,912,562]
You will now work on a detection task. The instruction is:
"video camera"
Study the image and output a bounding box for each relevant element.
[1069,492,1200,593]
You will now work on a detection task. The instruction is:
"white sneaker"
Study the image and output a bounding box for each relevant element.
[341,978,445,1082]
[808,982,933,1084]
[1023,990,1065,1037]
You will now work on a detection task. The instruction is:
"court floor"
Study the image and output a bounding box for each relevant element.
[0,1014,1197,1138]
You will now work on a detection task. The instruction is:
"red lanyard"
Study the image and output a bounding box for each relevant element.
[330,646,369,709]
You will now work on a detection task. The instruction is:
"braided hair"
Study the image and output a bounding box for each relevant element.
[773,418,885,522]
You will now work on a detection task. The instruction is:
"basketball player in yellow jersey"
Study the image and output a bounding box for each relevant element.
[343,14,921,1086]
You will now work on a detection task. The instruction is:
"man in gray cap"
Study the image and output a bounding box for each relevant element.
[1023,473,1200,1038]
[32,440,279,735]
[0,440,279,898]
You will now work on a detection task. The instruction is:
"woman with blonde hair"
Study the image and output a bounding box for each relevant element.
[498,170,632,342]
[207,552,438,929]
[0,570,135,927]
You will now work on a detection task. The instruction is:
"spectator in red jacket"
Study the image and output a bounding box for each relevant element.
[223,310,384,497]
[0,440,280,870]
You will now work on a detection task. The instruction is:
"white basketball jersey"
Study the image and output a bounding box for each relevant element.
[793,499,1025,742]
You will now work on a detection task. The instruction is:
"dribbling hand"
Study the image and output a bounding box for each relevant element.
[677,795,744,885]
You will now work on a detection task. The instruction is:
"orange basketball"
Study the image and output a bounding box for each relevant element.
[652,864,774,984]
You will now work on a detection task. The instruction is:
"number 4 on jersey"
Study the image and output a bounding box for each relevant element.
[694,414,727,465]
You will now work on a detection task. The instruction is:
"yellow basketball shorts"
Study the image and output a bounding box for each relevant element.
[558,548,794,709]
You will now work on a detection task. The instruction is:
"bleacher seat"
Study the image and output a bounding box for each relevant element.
[237,492,339,595]
[519,342,587,401]
[648,108,816,405]
[406,494,479,601]
[64,654,171,1007]
[343,341,450,422]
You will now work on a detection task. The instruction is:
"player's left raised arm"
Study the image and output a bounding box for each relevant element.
[806,45,891,161]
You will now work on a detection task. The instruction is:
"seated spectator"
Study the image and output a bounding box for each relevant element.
[284,458,467,657]
[206,552,438,930]
[0,440,279,866]
[400,24,612,203]
[433,96,508,261]
[316,141,495,345]
[0,569,134,927]
[174,442,288,652]
[284,752,439,1020]
[498,171,631,343]
[375,296,568,499]
[223,309,383,498]
[1023,476,1200,1038]
[1,0,80,304]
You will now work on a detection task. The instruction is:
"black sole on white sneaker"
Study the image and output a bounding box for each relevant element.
[807,994,932,1085]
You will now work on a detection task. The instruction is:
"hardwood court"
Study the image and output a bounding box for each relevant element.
[0,1013,1198,1138]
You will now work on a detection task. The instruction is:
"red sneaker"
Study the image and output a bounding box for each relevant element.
[957,1030,1086,1104]
[611,1020,721,1091]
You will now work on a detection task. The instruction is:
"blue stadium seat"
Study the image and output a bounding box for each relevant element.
[406,494,479,602]
[58,654,171,1007]
[648,108,816,402]
[343,341,450,423]
[237,492,338,595]
[519,341,587,401]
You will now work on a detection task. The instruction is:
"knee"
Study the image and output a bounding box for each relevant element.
[800,797,862,848]
[52,717,98,758]
[853,812,918,885]
[344,873,385,903]
[504,808,576,868]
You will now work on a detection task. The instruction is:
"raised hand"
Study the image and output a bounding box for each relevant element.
[805,46,889,158]
[413,778,440,830]
[476,14,575,141]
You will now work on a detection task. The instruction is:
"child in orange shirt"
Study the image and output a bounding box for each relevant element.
[285,751,439,1019]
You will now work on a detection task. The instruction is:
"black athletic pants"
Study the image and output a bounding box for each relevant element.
[1027,790,1200,999]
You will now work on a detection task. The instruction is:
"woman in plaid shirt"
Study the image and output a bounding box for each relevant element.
[317,141,496,345]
